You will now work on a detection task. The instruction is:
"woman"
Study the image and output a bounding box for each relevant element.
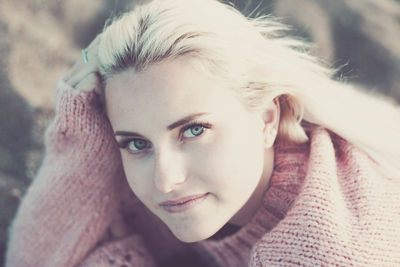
[6,0,400,266]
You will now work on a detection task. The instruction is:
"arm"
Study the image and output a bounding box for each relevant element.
[5,78,127,267]
[77,234,157,267]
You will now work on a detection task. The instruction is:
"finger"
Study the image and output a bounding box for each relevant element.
[82,34,102,65]
[64,56,94,83]
[75,72,102,93]
[67,59,101,87]
[64,34,102,83]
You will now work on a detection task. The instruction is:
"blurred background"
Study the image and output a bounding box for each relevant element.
[0,0,399,264]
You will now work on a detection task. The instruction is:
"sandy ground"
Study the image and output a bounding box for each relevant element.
[0,0,399,265]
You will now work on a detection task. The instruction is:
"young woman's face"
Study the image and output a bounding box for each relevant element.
[106,57,278,242]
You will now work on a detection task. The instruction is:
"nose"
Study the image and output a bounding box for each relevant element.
[152,147,186,193]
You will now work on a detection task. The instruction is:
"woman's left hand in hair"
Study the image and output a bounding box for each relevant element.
[64,34,103,96]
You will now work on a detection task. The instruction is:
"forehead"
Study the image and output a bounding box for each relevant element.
[105,57,242,130]
[106,59,214,109]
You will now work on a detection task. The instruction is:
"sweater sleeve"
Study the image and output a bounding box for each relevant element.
[5,79,129,267]
[77,235,157,267]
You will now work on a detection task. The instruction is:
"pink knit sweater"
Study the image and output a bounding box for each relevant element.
[6,80,400,266]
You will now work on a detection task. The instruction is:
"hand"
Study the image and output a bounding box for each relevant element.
[64,34,103,96]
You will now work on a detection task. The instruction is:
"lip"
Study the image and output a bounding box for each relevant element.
[159,193,209,213]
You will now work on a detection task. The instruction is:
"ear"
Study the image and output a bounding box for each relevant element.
[262,97,280,148]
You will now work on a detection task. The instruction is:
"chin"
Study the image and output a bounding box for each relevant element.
[172,230,211,243]
[168,221,222,243]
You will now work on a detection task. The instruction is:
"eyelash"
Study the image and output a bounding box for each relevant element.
[118,121,212,155]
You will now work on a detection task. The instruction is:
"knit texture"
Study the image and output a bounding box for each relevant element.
[5,80,400,266]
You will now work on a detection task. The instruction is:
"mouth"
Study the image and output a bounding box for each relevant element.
[159,193,210,213]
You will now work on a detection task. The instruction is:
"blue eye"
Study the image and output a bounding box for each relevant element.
[183,125,205,138]
[118,122,212,155]
[127,139,149,152]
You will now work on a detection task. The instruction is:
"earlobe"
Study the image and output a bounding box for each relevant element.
[263,127,277,148]
[262,97,280,148]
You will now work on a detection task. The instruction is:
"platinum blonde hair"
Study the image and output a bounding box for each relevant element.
[98,0,400,178]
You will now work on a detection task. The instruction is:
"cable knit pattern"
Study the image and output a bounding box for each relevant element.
[5,80,400,266]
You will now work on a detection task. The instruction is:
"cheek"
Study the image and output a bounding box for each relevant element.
[203,128,265,194]
[120,155,152,200]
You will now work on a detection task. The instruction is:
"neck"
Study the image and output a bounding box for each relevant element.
[228,148,274,226]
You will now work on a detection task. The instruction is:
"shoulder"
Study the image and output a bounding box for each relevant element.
[250,126,400,266]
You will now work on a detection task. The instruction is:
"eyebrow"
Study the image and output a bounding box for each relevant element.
[114,112,210,137]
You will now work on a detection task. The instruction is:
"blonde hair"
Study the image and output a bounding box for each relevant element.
[98,0,400,178]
